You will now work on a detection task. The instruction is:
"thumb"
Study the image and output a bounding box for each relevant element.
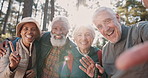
[96,64,104,74]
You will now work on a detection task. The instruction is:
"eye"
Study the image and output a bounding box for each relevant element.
[31,28,37,31]
[96,25,103,29]
[85,33,91,37]
[105,19,111,24]
[22,27,28,31]
[77,34,82,36]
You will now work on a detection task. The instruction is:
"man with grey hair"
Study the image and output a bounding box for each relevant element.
[79,7,148,78]
[37,16,76,78]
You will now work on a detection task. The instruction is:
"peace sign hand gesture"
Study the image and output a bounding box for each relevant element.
[8,41,21,71]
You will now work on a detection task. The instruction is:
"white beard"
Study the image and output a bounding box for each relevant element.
[50,33,67,47]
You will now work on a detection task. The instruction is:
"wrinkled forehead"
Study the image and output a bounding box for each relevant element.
[93,11,116,24]
[52,21,68,29]
[97,11,115,19]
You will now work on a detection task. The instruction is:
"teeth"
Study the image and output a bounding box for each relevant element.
[26,35,32,38]
[107,32,113,36]
[107,30,114,36]
[81,42,87,45]
[55,35,62,39]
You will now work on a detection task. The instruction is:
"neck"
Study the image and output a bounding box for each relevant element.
[79,48,89,54]
[24,43,30,50]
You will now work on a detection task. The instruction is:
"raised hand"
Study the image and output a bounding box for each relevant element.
[79,56,95,77]
[0,40,8,57]
[9,41,21,71]
[79,56,104,78]
[116,42,148,70]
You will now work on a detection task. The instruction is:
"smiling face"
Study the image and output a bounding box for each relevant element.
[50,21,69,46]
[74,26,94,52]
[93,11,122,43]
[20,22,39,47]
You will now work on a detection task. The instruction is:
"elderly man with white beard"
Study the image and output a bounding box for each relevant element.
[36,16,76,78]
[0,16,75,78]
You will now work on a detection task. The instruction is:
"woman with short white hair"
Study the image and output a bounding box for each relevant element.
[60,24,102,78]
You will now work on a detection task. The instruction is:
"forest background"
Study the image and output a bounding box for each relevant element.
[0,0,148,49]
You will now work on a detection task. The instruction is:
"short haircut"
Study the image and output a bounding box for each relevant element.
[73,24,95,40]
[93,7,116,22]
[51,16,70,30]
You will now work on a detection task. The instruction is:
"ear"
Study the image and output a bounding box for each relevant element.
[116,14,120,22]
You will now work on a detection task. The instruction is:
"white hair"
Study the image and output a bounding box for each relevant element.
[92,7,116,22]
[73,24,95,40]
[51,16,70,30]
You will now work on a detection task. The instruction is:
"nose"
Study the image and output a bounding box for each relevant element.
[81,35,87,41]
[103,25,109,31]
[27,29,33,34]
[56,30,63,35]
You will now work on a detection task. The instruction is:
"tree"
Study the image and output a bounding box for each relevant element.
[0,0,5,17]
[2,0,13,34]
[115,0,148,25]
[16,0,22,25]
[50,0,55,21]
[22,0,33,18]
[42,0,49,31]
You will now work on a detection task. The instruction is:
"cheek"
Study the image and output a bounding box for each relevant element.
[99,30,105,36]
[20,31,23,37]
[75,38,80,43]
[63,30,68,35]
[88,38,94,45]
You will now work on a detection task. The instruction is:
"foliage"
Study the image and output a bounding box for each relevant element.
[115,0,148,25]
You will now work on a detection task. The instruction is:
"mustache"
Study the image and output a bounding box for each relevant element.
[51,33,67,39]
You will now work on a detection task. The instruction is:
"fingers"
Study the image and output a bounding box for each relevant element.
[79,64,95,77]
[0,49,6,56]
[79,56,96,78]
[79,66,87,73]
[15,42,19,54]
[9,52,21,70]
[80,59,88,68]
[85,55,95,64]
[96,64,104,74]
[3,40,8,48]
[0,41,8,56]
[10,52,20,63]
[8,41,15,52]
[116,43,148,70]
[26,69,35,78]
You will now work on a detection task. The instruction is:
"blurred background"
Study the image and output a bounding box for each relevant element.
[0,0,148,49]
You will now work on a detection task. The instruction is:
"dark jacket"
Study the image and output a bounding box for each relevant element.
[36,32,76,78]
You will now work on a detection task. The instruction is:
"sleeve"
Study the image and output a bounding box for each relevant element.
[0,48,15,78]
[137,21,148,41]
[140,21,148,41]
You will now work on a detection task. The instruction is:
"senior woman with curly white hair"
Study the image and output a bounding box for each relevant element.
[60,24,102,78]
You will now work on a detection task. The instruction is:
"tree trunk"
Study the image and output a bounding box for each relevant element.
[34,0,39,17]
[2,0,12,34]
[50,0,54,21]
[16,1,22,25]
[0,0,5,16]
[22,0,33,18]
[42,0,49,31]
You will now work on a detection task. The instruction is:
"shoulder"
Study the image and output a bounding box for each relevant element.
[67,38,76,48]
[41,32,51,39]
[39,32,51,43]
[90,47,100,52]
[130,21,148,30]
